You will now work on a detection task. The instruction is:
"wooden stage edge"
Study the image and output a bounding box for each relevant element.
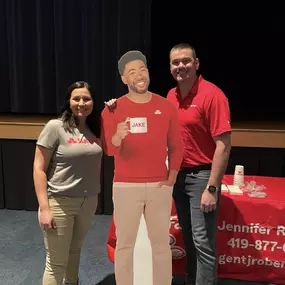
[0,115,285,148]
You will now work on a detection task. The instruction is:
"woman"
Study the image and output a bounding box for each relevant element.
[33,81,102,285]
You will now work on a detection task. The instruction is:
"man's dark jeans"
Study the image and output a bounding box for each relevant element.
[173,168,221,285]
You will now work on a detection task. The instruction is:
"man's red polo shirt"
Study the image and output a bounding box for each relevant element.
[167,75,232,168]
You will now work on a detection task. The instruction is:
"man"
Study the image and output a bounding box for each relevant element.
[167,43,232,285]
[101,50,183,285]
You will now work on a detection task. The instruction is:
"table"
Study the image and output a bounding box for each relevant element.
[217,175,285,284]
[107,175,285,285]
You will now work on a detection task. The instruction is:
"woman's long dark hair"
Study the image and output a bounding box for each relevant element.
[59,81,101,137]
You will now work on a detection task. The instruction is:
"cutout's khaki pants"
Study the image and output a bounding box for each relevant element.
[113,182,173,285]
[40,195,98,285]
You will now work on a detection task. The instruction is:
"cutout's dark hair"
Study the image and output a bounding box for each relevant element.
[118,50,147,75]
[59,81,100,137]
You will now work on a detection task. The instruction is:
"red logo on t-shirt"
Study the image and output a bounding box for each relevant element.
[67,138,99,144]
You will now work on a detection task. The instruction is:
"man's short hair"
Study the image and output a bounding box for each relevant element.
[118,50,147,75]
[170,43,197,59]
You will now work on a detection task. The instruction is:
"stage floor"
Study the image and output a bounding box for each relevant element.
[0,210,277,285]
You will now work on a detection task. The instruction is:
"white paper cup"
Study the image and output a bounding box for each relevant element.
[234,165,244,176]
[234,177,244,186]
[233,165,244,186]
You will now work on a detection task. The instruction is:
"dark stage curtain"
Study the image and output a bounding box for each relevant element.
[1,0,152,114]
[0,0,152,212]
[149,3,284,122]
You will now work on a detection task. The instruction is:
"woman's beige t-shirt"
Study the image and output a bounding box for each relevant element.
[36,119,103,197]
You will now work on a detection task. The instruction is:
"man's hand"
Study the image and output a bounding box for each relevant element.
[116,118,129,139]
[157,178,176,188]
[112,118,130,146]
[104,99,117,112]
[200,189,217,213]
[157,169,178,188]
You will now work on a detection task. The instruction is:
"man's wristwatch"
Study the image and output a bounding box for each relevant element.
[207,185,218,193]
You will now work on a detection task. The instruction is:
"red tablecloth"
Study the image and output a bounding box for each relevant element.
[107,175,285,285]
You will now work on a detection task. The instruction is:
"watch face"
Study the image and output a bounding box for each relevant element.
[208,186,216,193]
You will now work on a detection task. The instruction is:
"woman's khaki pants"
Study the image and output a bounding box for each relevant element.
[40,195,98,285]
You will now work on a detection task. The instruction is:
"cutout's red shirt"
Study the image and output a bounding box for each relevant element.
[101,94,183,182]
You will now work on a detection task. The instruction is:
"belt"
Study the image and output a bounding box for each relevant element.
[180,164,212,173]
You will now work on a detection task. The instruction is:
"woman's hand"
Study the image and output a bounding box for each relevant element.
[38,208,56,230]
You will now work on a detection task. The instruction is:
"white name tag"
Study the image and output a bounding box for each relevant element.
[129,117,147,133]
